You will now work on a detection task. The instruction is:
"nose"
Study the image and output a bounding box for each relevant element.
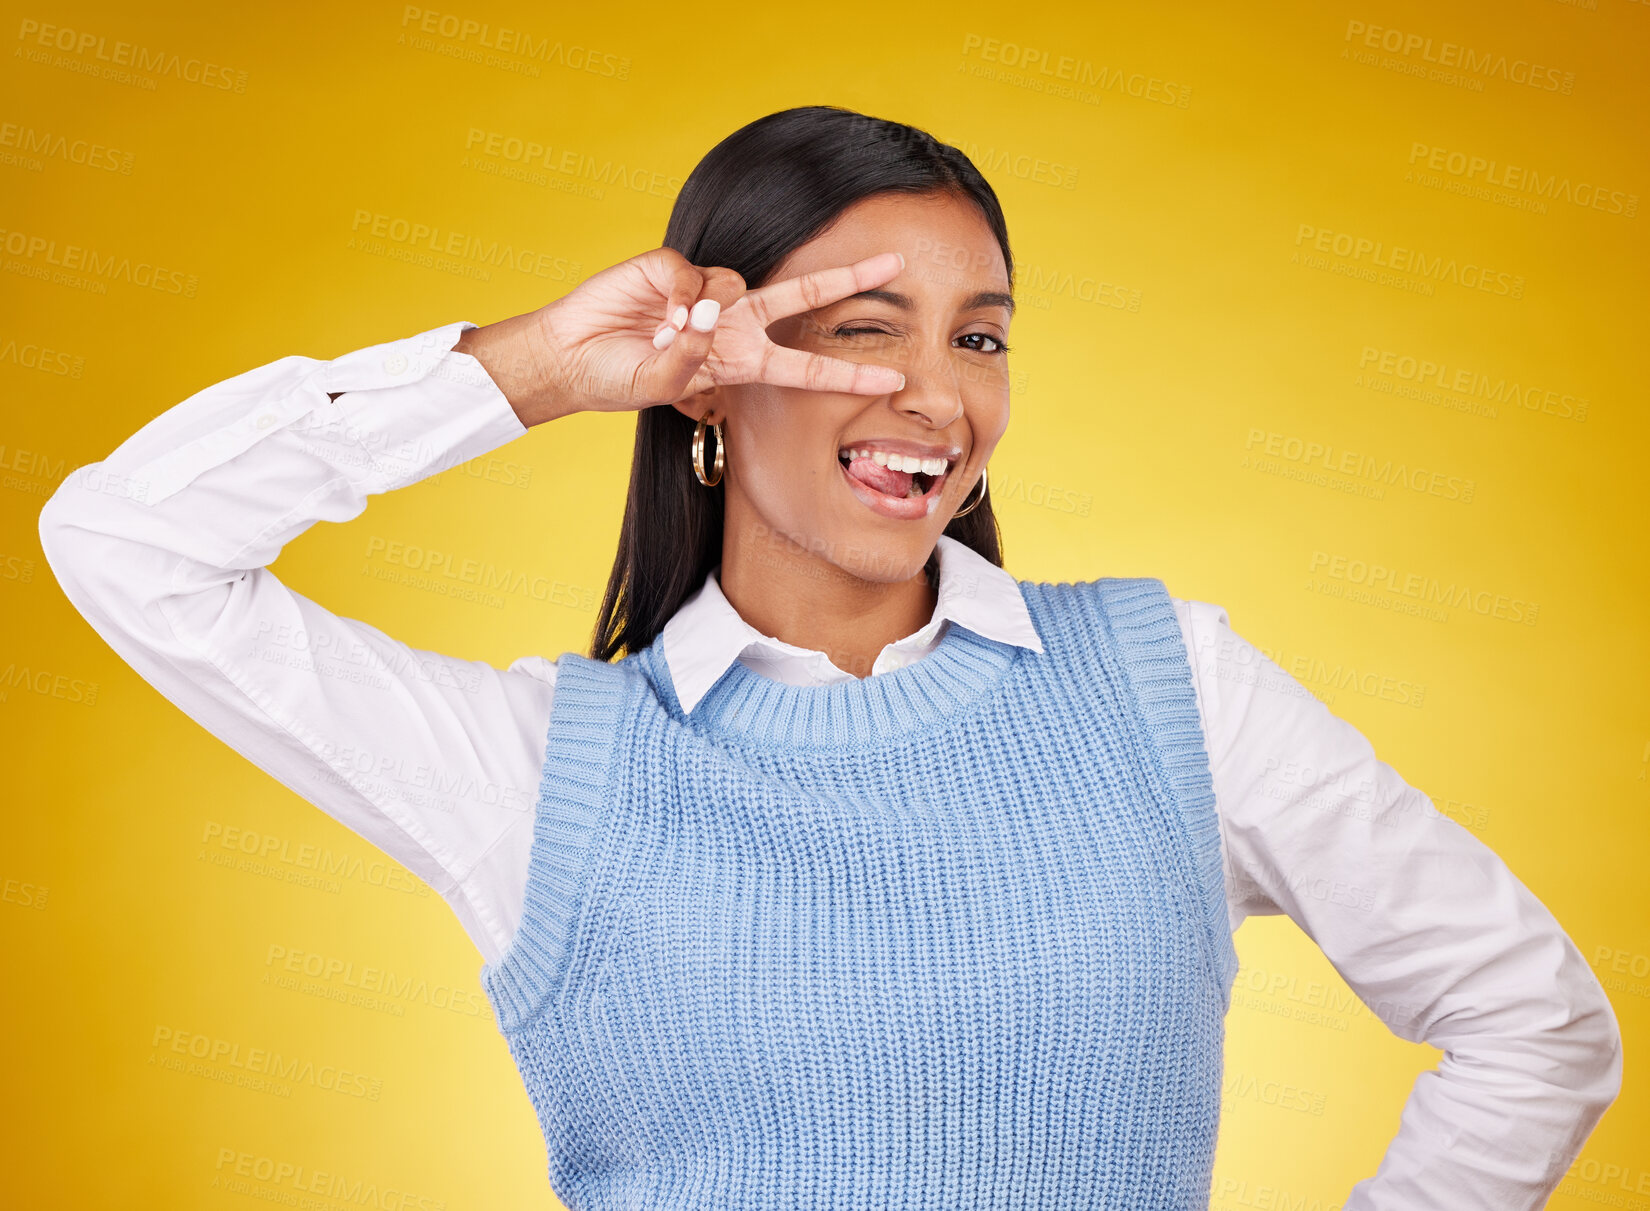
[888,343,964,429]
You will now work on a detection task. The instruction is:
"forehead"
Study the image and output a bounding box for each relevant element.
[771,191,1008,292]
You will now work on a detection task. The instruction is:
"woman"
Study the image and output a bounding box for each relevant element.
[39,105,1619,1208]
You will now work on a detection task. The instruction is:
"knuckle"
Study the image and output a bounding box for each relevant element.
[709,267,745,299]
[798,274,826,311]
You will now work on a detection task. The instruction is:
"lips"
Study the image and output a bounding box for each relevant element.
[836,452,950,521]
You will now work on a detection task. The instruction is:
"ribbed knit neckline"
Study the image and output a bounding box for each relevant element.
[634,613,1032,752]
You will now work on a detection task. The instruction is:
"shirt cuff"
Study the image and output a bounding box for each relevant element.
[315,321,530,491]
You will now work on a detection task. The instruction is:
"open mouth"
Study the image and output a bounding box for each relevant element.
[836,448,950,501]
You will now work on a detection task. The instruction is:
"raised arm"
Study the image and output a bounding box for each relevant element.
[36,321,560,960]
[1178,598,1622,1209]
[37,246,915,964]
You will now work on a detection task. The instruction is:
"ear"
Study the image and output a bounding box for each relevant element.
[668,384,723,426]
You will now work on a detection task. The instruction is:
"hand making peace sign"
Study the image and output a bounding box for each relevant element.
[465,247,910,425]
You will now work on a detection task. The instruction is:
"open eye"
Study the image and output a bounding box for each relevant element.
[834,328,1009,355]
[957,332,1010,355]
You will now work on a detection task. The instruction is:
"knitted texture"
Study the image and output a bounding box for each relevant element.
[480,576,1238,1209]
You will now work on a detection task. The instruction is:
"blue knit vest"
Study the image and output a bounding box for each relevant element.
[480,576,1238,1209]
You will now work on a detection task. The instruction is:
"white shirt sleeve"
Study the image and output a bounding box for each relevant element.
[36,320,558,964]
[1172,596,1623,1209]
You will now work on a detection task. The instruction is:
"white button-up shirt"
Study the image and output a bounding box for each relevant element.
[36,320,1621,1210]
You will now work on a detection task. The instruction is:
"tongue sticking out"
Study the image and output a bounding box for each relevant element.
[844,454,915,498]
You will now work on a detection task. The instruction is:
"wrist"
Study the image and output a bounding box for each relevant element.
[455,309,574,428]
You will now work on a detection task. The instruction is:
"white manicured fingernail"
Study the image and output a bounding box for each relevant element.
[689,298,720,332]
[671,305,689,330]
[653,324,678,350]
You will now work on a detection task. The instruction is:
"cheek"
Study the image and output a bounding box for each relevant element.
[966,394,1012,453]
[728,389,847,497]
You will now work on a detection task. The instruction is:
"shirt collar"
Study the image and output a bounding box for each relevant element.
[661,533,1045,715]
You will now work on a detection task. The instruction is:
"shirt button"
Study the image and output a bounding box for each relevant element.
[254,413,275,429]
[383,353,409,375]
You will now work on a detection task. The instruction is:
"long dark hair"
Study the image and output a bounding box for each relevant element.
[590,105,1014,663]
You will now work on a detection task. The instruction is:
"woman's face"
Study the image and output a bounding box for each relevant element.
[679,189,1014,588]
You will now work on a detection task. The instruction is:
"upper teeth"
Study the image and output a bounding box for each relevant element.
[840,448,952,476]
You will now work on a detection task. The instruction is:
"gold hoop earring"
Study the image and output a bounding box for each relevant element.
[692,411,724,487]
[952,464,988,518]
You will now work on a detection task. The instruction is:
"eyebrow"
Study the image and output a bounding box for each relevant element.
[826,287,1016,317]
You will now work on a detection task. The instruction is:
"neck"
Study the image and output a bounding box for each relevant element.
[717,520,940,680]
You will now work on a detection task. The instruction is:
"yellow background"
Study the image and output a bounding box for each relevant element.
[4,0,1646,1206]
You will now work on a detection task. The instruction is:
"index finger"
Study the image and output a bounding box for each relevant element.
[743,251,905,328]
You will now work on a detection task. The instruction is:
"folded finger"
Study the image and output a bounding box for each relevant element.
[638,252,704,348]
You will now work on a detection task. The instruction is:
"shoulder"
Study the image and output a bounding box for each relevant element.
[1021,575,1230,634]
[1161,594,1230,709]
[507,654,560,688]
[1163,594,1232,659]
[1016,578,1234,674]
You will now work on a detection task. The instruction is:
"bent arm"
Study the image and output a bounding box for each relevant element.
[1180,599,1623,1209]
[36,321,558,961]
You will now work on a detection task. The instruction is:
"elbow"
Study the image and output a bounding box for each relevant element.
[1583,992,1624,1115]
[37,465,145,623]
[1558,967,1625,1120]
[37,469,105,599]
[38,474,88,587]
[1479,931,1629,1124]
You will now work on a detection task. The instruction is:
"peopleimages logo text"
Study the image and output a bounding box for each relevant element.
[1295,224,1524,298]
[1343,20,1575,93]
